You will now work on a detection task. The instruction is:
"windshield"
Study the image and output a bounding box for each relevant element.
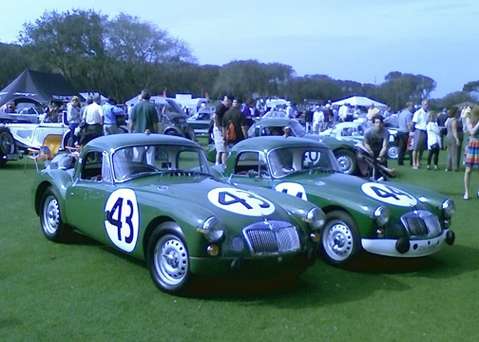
[112,144,211,181]
[267,147,337,178]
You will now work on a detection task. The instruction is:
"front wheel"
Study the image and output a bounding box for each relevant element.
[147,230,191,294]
[320,211,361,265]
[40,189,69,241]
[334,149,356,175]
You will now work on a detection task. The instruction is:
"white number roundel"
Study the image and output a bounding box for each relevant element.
[275,182,308,201]
[208,188,275,216]
[361,182,417,207]
[104,189,139,252]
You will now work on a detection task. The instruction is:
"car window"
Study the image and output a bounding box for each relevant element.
[177,150,205,170]
[268,147,336,177]
[112,144,210,181]
[234,152,269,177]
[81,151,103,181]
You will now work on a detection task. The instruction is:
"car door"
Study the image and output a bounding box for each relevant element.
[65,150,115,244]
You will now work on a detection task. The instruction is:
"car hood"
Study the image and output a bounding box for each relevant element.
[274,171,431,216]
[126,175,295,229]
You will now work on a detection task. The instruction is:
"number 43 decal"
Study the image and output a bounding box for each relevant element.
[208,188,276,216]
[104,189,139,252]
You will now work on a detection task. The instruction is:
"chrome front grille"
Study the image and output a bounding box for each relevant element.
[401,210,441,237]
[242,221,300,256]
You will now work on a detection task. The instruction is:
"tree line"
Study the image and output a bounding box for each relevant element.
[0,9,477,110]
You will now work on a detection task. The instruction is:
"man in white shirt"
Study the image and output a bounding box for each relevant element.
[80,95,104,145]
[338,104,349,122]
[312,106,324,133]
[411,99,429,169]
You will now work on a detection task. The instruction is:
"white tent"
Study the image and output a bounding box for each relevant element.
[332,96,387,108]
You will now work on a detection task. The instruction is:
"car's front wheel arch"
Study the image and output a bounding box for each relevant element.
[143,218,184,260]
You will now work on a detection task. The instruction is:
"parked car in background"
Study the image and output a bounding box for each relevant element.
[246,115,360,175]
[219,136,456,265]
[187,107,214,137]
[33,133,325,294]
[321,121,400,160]
[153,97,196,140]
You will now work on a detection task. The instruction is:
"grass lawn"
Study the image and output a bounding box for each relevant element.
[1,153,479,341]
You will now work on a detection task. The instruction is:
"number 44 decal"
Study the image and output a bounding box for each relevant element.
[104,189,139,252]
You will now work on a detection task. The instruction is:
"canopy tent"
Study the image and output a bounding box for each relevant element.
[332,96,387,108]
[0,69,77,107]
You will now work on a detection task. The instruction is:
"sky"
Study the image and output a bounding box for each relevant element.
[1,0,477,97]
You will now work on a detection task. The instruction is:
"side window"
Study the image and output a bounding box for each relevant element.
[234,152,260,175]
[177,150,201,171]
[81,151,103,181]
[234,152,269,176]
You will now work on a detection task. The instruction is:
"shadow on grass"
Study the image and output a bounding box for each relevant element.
[60,229,102,246]
[52,229,479,306]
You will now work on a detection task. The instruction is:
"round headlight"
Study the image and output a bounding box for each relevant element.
[442,199,455,218]
[198,216,225,242]
[374,206,390,226]
[306,208,326,230]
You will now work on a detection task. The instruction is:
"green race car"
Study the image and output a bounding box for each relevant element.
[33,133,325,294]
[219,136,456,265]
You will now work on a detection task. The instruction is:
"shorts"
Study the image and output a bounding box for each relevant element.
[213,126,225,153]
[413,129,427,151]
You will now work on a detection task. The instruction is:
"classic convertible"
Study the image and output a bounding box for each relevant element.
[33,134,325,294]
[219,136,456,265]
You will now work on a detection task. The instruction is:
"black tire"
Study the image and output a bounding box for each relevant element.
[40,188,69,241]
[0,128,16,168]
[334,149,357,175]
[147,229,191,294]
[320,211,361,265]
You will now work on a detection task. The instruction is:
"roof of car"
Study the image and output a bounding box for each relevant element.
[84,133,200,152]
[231,136,326,152]
[254,117,292,126]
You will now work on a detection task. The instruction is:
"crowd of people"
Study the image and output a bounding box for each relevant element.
[2,90,478,198]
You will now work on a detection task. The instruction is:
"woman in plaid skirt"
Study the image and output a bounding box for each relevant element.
[464,106,479,199]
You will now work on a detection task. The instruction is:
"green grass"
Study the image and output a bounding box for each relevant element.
[1,155,479,341]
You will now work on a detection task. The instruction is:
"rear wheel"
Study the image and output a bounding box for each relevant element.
[147,229,191,294]
[0,129,15,168]
[334,149,356,175]
[320,211,361,265]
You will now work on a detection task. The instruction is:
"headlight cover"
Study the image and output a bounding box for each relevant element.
[374,206,390,226]
[197,216,225,242]
[442,199,455,218]
[305,208,326,230]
